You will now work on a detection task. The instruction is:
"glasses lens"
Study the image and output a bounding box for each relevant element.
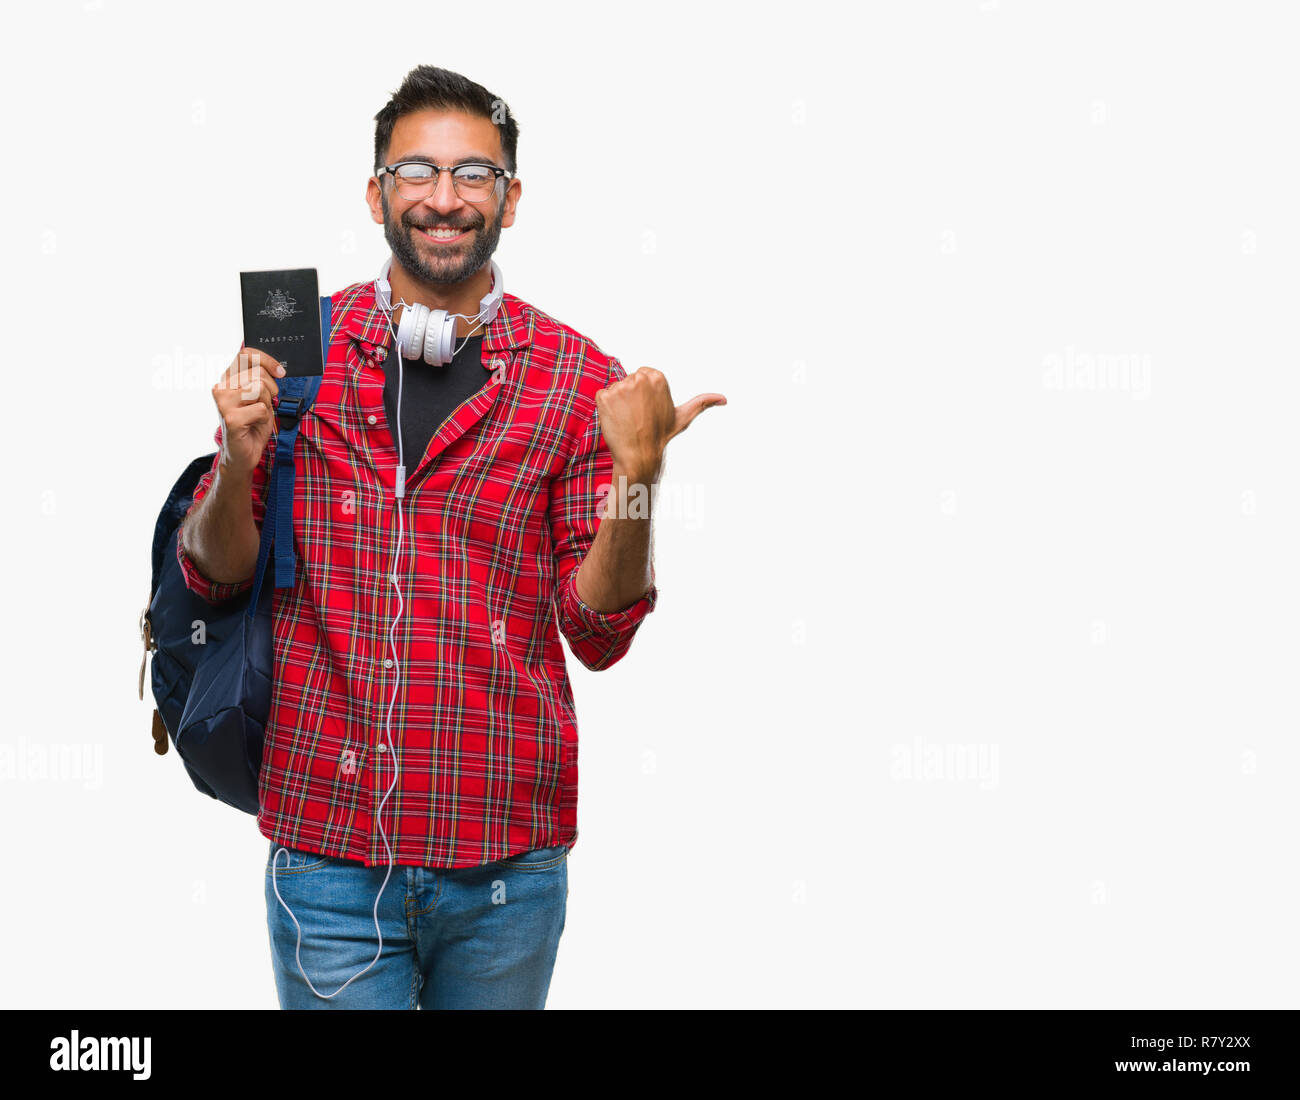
[393,163,434,199]
[453,166,497,202]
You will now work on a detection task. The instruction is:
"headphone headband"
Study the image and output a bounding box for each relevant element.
[374,257,504,324]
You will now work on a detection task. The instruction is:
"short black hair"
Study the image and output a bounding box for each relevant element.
[373,66,519,176]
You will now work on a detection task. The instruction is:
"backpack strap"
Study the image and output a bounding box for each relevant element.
[246,294,332,617]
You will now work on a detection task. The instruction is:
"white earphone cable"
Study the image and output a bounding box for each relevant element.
[270,266,496,1001]
[269,297,409,1002]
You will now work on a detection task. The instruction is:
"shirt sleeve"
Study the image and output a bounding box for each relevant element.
[550,355,658,671]
[175,420,274,604]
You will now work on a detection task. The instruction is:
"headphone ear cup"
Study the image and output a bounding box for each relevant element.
[422,310,455,366]
[397,303,429,360]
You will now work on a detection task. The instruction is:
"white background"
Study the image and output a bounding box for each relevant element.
[2,0,1297,1008]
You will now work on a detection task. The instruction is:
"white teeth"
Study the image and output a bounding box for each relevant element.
[422,227,464,238]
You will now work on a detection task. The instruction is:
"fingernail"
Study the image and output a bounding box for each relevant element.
[276,365,286,376]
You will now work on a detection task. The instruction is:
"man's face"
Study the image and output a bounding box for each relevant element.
[367,108,520,286]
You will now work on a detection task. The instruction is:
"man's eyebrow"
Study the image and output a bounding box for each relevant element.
[389,153,501,167]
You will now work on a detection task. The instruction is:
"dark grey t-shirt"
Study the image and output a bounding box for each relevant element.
[380,333,488,468]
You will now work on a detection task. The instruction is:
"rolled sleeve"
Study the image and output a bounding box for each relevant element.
[176,422,272,605]
[556,566,658,660]
[550,356,659,670]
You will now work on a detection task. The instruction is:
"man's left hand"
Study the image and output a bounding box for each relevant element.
[594,367,727,484]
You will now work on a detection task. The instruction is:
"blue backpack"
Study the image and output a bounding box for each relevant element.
[139,297,332,814]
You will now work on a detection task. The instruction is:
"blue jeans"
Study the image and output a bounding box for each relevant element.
[265,840,568,1009]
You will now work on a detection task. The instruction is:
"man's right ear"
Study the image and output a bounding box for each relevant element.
[365,176,385,225]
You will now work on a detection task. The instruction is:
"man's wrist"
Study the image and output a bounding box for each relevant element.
[216,458,255,491]
[611,460,660,488]
[604,464,658,522]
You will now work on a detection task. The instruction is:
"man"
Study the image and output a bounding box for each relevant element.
[177,65,725,1009]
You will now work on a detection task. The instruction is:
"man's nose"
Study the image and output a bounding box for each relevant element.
[421,169,463,213]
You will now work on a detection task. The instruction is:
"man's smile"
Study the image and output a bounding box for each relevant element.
[412,222,473,244]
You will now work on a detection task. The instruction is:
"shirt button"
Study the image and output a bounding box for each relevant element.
[383,658,393,668]
[367,414,377,425]
[377,743,387,753]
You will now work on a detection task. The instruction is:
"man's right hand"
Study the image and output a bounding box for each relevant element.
[212,348,287,477]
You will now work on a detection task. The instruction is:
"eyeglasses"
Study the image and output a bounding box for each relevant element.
[377,160,513,204]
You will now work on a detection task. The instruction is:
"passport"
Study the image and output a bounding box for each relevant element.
[239,267,323,377]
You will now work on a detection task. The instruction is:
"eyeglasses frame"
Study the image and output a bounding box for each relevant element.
[376,160,515,204]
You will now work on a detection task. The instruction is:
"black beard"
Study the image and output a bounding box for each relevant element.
[381,192,505,287]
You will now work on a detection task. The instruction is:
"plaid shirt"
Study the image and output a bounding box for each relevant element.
[177,277,657,868]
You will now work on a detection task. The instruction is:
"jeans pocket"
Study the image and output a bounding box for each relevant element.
[497,844,568,872]
[266,842,332,876]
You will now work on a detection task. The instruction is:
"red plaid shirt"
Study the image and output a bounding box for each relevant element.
[177,277,657,868]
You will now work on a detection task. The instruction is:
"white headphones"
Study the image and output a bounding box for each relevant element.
[374,256,505,366]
